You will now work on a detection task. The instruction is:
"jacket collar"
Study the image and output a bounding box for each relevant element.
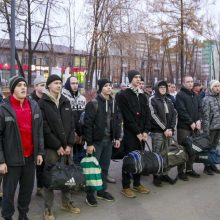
[180,86,194,95]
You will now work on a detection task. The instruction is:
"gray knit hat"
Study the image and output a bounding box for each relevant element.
[34,75,46,86]
[9,75,27,94]
[209,80,220,91]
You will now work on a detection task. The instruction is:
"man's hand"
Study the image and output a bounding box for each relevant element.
[65,146,72,155]
[190,122,196,130]
[87,145,96,154]
[164,129,173,137]
[142,132,148,142]
[57,147,65,156]
[0,163,7,174]
[195,120,201,130]
[114,140,121,149]
[137,133,143,141]
[36,155,43,166]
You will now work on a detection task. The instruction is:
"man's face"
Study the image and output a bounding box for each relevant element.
[212,84,220,94]
[158,85,167,95]
[183,77,194,90]
[139,81,145,90]
[101,83,112,96]
[13,81,27,100]
[131,75,141,87]
[35,83,46,95]
[70,77,79,92]
[168,84,176,93]
[193,85,201,95]
[48,80,62,94]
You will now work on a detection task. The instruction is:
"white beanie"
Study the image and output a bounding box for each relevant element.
[34,75,46,86]
[209,80,220,91]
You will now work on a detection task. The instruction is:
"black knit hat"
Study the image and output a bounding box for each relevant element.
[128,70,141,83]
[9,75,27,94]
[98,78,111,92]
[46,74,62,88]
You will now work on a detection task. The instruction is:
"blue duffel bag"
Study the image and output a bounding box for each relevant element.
[195,149,220,164]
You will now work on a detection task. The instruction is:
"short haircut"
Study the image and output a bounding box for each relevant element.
[182,75,193,83]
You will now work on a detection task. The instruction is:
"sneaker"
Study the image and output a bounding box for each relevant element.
[36,187,44,197]
[211,164,220,173]
[178,172,189,181]
[97,191,115,201]
[44,208,55,220]
[106,175,116,184]
[18,213,29,220]
[86,194,98,207]
[186,170,200,178]
[204,166,214,175]
[133,185,150,194]
[121,188,136,198]
[61,201,80,214]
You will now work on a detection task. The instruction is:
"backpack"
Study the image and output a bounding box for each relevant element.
[195,149,220,164]
[79,99,98,126]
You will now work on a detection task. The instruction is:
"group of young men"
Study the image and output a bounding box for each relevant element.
[0,69,220,220]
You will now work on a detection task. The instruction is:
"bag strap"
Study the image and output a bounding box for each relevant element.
[143,141,152,152]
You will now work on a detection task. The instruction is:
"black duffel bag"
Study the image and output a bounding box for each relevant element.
[43,156,85,191]
[182,132,210,157]
[122,142,166,175]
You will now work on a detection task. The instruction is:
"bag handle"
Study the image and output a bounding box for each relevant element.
[141,140,152,152]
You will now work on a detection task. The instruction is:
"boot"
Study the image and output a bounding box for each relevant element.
[153,175,162,187]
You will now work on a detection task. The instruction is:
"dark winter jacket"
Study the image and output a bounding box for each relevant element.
[84,94,121,146]
[202,91,220,134]
[38,92,74,150]
[62,88,86,135]
[149,83,177,133]
[0,97,44,166]
[116,87,151,152]
[175,86,201,130]
[30,91,40,103]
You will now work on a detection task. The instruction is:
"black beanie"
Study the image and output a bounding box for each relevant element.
[98,78,111,92]
[128,70,141,83]
[46,74,62,88]
[9,75,27,94]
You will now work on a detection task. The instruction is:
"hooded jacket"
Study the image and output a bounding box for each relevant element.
[84,93,122,146]
[175,86,201,129]
[149,81,177,133]
[38,92,74,150]
[62,88,86,135]
[202,90,220,134]
[0,97,44,166]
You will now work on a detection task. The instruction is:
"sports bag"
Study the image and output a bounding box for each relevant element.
[80,154,103,191]
[182,132,210,157]
[195,149,220,164]
[122,142,165,175]
[167,141,187,168]
[43,156,85,191]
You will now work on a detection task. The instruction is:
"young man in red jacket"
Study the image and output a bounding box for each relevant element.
[0,76,44,220]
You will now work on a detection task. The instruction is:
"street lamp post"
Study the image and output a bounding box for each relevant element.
[10,0,16,77]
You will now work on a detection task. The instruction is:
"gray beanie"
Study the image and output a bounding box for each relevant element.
[209,80,220,91]
[34,75,46,86]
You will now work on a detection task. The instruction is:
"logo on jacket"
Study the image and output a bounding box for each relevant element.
[65,177,76,186]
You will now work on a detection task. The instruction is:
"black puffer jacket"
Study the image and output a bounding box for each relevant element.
[84,94,121,146]
[149,81,177,133]
[0,97,44,166]
[38,93,74,150]
[175,86,201,129]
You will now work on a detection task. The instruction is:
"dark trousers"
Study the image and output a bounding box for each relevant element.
[36,161,44,188]
[177,129,195,173]
[1,156,35,218]
[210,130,220,147]
[122,134,142,189]
[87,138,112,194]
